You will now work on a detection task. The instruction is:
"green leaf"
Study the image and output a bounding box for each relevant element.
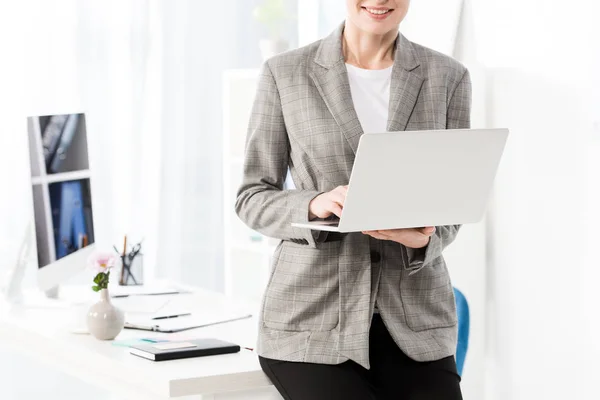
[92,286,100,292]
[93,271,112,289]
[93,273,103,284]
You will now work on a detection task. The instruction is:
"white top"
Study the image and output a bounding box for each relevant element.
[345,63,393,133]
[346,64,392,313]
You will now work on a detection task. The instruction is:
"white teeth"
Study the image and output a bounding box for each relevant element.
[365,8,390,15]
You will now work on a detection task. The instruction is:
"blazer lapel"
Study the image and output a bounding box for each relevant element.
[387,33,424,132]
[310,24,363,155]
[310,24,425,154]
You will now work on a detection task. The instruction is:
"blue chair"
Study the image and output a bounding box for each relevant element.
[453,287,470,376]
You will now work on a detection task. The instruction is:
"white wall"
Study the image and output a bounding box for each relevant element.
[474,1,599,398]
[487,68,598,400]
[418,2,600,399]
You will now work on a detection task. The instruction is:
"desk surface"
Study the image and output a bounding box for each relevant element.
[0,283,272,399]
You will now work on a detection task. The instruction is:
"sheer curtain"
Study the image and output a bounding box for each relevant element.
[0,0,277,291]
[6,0,168,287]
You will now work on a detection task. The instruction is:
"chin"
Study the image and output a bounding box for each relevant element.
[360,21,398,36]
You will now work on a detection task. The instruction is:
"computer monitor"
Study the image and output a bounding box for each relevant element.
[26,113,96,297]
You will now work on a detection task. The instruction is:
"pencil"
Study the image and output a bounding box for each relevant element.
[120,235,128,285]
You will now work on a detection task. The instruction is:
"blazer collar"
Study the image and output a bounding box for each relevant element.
[311,22,424,155]
[314,22,421,72]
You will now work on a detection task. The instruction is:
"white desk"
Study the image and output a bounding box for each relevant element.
[0,284,279,400]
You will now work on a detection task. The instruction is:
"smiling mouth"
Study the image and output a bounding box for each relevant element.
[362,6,394,16]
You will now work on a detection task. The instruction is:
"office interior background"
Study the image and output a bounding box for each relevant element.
[0,0,598,399]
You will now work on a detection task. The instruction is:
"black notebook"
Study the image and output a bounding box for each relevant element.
[129,338,240,361]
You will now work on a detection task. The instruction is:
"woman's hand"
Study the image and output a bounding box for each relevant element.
[362,227,436,249]
[308,186,348,220]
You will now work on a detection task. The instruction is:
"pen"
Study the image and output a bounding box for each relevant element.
[111,291,182,298]
[152,313,191,320]
[120,235,127,285]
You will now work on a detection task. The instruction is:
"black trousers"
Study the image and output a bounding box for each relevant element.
[259,314,462,400]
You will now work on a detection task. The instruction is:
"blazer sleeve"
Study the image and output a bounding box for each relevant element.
[235,62,323,248]
[404,68,472,274]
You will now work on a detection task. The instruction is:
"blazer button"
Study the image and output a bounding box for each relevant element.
[370,251,381,263]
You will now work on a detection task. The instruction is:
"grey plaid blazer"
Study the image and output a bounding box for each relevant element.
[236,23,471,370]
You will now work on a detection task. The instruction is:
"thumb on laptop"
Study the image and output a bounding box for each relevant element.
[420,226,436,236]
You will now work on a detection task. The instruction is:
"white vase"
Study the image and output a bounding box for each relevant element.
[86,288,124,340]
[259,39,289,61]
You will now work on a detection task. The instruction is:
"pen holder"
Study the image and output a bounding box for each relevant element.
[119,253,143,286]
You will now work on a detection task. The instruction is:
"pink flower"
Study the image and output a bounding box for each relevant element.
[87,251,118,274]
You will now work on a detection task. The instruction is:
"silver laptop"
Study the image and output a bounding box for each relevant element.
[292,128,509,233]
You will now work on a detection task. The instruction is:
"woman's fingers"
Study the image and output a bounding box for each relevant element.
[420,226,436,236]
[328,202,343,218]
[309,185,350,219]
[372,230,395,239]
[362,231,388,240]
[388,228,434,238]
[328,191,346,207]
[365,230,402,241]
[362,228,433,243]
[361,227,434,248]
[322,186,348,218]
[335,185,349,194]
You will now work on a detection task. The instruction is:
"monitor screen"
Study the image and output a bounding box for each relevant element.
[26,113,95,269]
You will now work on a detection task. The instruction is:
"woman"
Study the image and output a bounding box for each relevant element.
[236,1,470,398]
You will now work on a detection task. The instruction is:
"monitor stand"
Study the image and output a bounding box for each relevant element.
[2,222,62,305]
[3,222,33,304]
[45,286,59,299]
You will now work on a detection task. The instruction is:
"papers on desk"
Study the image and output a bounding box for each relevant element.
[109,282,186,313]
[107,283,255,334]
[111,295,172,314]
[124,311,252,333]
[109,285,185,297]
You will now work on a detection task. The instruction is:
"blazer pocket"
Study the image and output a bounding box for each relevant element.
[262,240,340,332]
[400,260,458,332]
